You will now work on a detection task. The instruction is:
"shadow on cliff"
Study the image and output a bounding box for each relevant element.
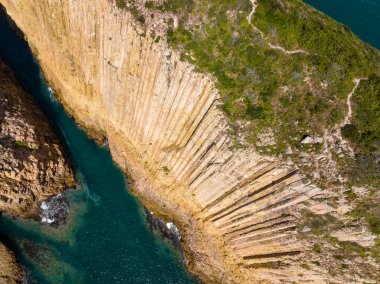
[0,5,53,117]
[0,4,76,180]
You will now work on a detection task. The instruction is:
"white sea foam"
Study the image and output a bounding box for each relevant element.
[40,202,49,210]
[40,194,69,225]
[47,86,57,102]
[166,222,181,240]
[41,217,55,224]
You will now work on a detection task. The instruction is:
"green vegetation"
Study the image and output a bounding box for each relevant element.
[165,0,380,154]
[162,166,170,174]
[157,0,194,13]
[340,75,380,187]
[338,240,367,258]
[312,243,321,253]
[350,201,380,235]
[4,142,12,148]
[351,75,380,148]
[300,263,311,270]
[144,1,154,9]
[110,4,380,257]
[115,0,127,9]
[137,15,145,24]
[142,0,194,13]
[341,124,361,143]
[111,0,380,272]
[299,210,380,270]
[14,140,30,149]
[115,0,380,187]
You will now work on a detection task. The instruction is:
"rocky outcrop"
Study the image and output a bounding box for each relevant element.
[0,59,75,218]
[0,1,378,283]
[0,57,75,281]
[0,243,23,284]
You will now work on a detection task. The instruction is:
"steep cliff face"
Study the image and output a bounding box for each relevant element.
[0,59,75,218]
[1,0,378,283]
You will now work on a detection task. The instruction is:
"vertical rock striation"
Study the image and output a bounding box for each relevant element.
[0,1,377,283]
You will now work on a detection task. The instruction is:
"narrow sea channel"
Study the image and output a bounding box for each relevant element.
[0,11,197,284]
[0,1,379,283]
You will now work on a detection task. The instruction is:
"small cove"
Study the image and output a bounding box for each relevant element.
[0,11,197,284]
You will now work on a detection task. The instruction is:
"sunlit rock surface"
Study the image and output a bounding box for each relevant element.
[0,1,378,283]
[0,59,75,218]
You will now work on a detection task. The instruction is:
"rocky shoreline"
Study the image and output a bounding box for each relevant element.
[0,58,75,281]
[0,243,23,284]
[144,208,182,254]
[0,59,75,218]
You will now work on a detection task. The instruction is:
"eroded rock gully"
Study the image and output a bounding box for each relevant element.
[0,1,378,283]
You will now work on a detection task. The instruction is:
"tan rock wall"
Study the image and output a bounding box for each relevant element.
[0,1,331,283]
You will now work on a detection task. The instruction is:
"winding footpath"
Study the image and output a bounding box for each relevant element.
[248,0,309,55]
[321,78,368,181]
[341,78,367,126]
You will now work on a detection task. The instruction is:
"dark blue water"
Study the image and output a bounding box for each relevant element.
[0,12,197,284]
[304,0,380,49]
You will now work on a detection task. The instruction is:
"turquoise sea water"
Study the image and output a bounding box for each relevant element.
[0,12,197,284]
[0,1,379,283]
[304,0,380,49]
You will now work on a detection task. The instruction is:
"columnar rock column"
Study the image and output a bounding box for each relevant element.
[0,1,345,283]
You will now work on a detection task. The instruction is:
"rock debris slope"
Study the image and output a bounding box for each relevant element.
[0,0,378,283]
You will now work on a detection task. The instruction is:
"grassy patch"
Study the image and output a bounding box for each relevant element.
[350,201,380,235]
[166,0,380,155]
[300,211,341,235]
[115,0,127,9]
[14,140,30,149]
[300,263,311,270]
[312,243,321,253]
[113,0,380,188]
[158,0,194,13]
[162,166,170,174]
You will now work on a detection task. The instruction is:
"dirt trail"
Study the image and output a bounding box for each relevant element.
[341,78,367,126]
[321,78,368,177]
[247,0,309,55]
